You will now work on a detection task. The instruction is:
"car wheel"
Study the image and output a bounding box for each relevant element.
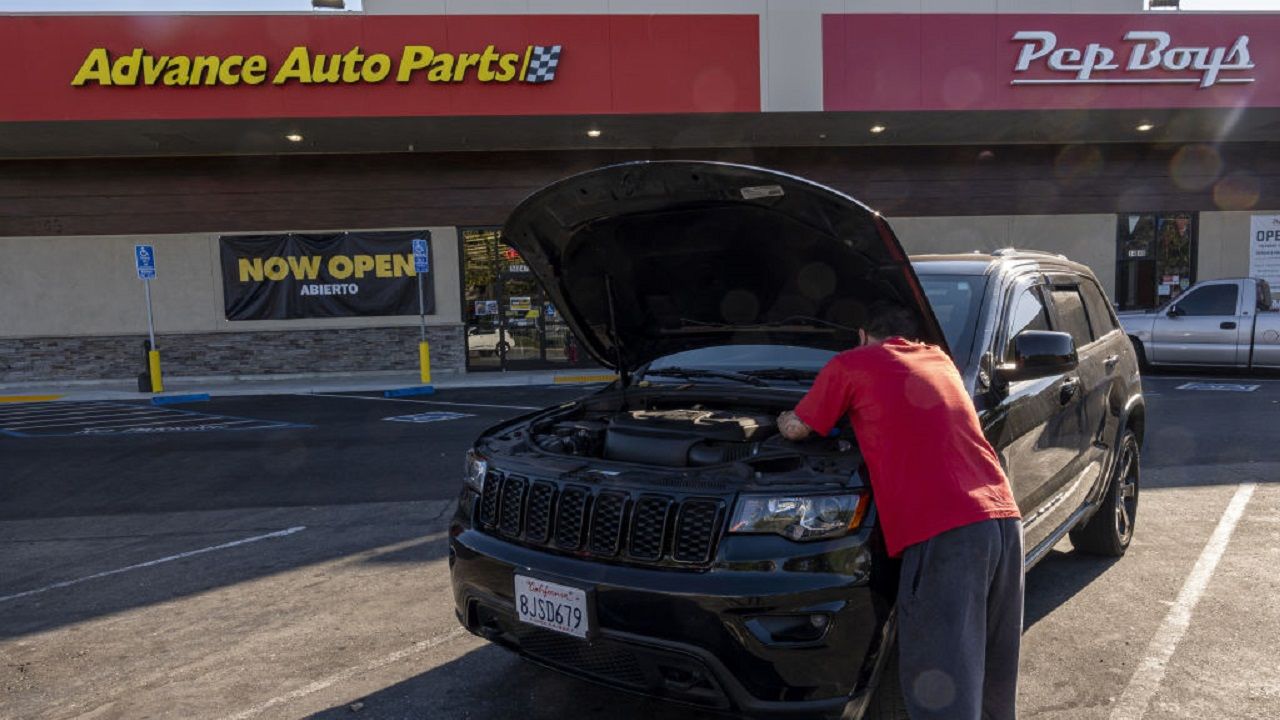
[1128,337,1149,372]
[862,648,910,720]
[1070,429,1140,556]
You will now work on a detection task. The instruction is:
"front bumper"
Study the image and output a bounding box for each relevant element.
[449,520,895,719]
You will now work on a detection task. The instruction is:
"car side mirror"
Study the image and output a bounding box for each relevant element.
[996,330,1078,383]
[1166,305,1184,318]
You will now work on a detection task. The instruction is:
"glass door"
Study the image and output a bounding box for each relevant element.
[461,227,592,371]
[1115,213,1198,311]
[462,228,506,370]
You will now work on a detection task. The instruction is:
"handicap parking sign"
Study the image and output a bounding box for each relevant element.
[412,237,430,273]
[135,244,156,280]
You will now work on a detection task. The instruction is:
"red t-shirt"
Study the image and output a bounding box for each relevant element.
[794,337,1020,558]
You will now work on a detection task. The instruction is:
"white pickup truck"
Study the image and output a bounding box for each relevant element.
[1119,277,1280,369]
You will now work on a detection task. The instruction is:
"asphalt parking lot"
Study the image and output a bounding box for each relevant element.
[2,376,1279,720]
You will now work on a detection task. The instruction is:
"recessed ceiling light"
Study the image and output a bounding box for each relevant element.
[1136,123,1155,132]
[869,124,886,134]
[586,129,602,138]
[285,133,304,143]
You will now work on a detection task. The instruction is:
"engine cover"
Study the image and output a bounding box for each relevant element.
[603,408,776,466]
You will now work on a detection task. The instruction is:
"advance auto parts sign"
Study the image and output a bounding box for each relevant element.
[71,44,562,87]
[220,231,434,321]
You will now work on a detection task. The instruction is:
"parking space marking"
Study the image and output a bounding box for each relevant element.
[219,626,469,720]
[306,392,540,411]
[0,526,306,604]
[1109,482,1257,720]
[0,401,310,437]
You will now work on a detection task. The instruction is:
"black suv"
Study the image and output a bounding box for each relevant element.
[448,162,1144,719]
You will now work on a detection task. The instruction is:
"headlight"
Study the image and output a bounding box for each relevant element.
[463,449,488,493]
[729,493,869,541]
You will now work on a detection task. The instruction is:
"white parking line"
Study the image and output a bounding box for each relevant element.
[220,626,470,720]
[0,526,307,604]
[306,392,540,411]
[1108,482,1257,720]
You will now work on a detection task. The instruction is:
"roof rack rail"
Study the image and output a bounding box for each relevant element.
[989,248,1068,259]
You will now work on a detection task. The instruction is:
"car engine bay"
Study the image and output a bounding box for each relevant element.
[504,391,861,481]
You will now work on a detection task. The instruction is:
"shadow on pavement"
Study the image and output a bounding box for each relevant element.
[1023,548,1118,629]
[0,509,453,641]
[307,643,710,720]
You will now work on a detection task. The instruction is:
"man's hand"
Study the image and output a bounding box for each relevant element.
[777,410,813,441]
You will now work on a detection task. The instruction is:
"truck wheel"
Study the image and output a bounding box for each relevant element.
[1070,430,1140,556]
[1128,337,1149,372]
[862,649,910,720]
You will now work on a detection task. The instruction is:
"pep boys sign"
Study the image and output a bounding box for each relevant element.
[1011,30,1254,88]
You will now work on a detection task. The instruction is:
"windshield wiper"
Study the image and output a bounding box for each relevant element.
[643,367,768,387]
[740,367,820,382]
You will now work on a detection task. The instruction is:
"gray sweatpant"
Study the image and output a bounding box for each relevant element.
[897,518,1024,720]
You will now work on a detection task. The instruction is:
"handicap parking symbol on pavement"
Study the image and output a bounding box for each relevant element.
[383,411,474,424]
[1175,382,1260,393]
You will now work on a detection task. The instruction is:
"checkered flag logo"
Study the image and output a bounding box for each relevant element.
[525,45,561,83]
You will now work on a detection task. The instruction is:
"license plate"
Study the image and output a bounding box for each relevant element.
[514,575,590,639]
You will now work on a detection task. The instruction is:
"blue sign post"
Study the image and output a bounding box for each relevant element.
[412,237,430,273]
[135,244,157,280]
[412,235,432,386]
[134,245,163,392]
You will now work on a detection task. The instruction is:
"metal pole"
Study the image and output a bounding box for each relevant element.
[144,278,157,350]
[417,272,427,342]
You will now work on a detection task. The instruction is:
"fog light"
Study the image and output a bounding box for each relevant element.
[810,613,830,629]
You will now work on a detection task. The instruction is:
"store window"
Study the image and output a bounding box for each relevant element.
[460,227,587,371]
[1115,213,1198,310]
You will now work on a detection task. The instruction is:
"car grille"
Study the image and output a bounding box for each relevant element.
[476,472,725,566]
[515,625,647,688]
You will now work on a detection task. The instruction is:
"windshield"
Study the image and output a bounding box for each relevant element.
[918,274,984,362]
[645,344,837,378]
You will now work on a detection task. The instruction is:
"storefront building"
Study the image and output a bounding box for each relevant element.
[2,1,1278,382]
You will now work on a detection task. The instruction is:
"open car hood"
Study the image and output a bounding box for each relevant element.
[501,161,947,371]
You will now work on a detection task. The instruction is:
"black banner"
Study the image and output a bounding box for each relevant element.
[219,231,435,320]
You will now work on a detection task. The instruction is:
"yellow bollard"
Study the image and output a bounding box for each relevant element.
[419,340,431,385]
[148,349,164,393]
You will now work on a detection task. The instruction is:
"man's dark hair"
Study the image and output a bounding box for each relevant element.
[863,301,919,340]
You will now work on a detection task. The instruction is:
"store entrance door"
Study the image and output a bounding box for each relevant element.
[1115,212,1198,311]
[461,227,587,372]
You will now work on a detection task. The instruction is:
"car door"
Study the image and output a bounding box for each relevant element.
[1149,282,1245,366]
[983,276,1086,553]
[1045,278,1111,520]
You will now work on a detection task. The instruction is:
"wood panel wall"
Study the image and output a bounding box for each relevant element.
[2,143,1276,237]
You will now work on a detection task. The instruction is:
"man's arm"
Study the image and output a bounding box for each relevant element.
[777,410,813,441]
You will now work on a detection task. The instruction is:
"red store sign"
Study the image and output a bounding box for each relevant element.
[823,13,1280,111]
[0,14,760,122]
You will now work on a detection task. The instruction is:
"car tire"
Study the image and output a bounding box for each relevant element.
[862,648,910,720]
[1128,337,1149,372]
[1070,429,1140,556]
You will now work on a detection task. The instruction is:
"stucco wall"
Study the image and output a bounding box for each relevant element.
[889,214,1120,296]
[0,226,461,338]
[1196,211,1273,283]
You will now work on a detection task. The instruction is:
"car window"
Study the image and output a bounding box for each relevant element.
[1049,286,1094,347]
[1079,279,1118,337]
[1258,280,1273,311]
[1005,286,1051,359]
[919,274,982,361]
[1174,284,1239,316]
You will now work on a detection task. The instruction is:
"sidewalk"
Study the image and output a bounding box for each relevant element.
[0,368,617,403]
